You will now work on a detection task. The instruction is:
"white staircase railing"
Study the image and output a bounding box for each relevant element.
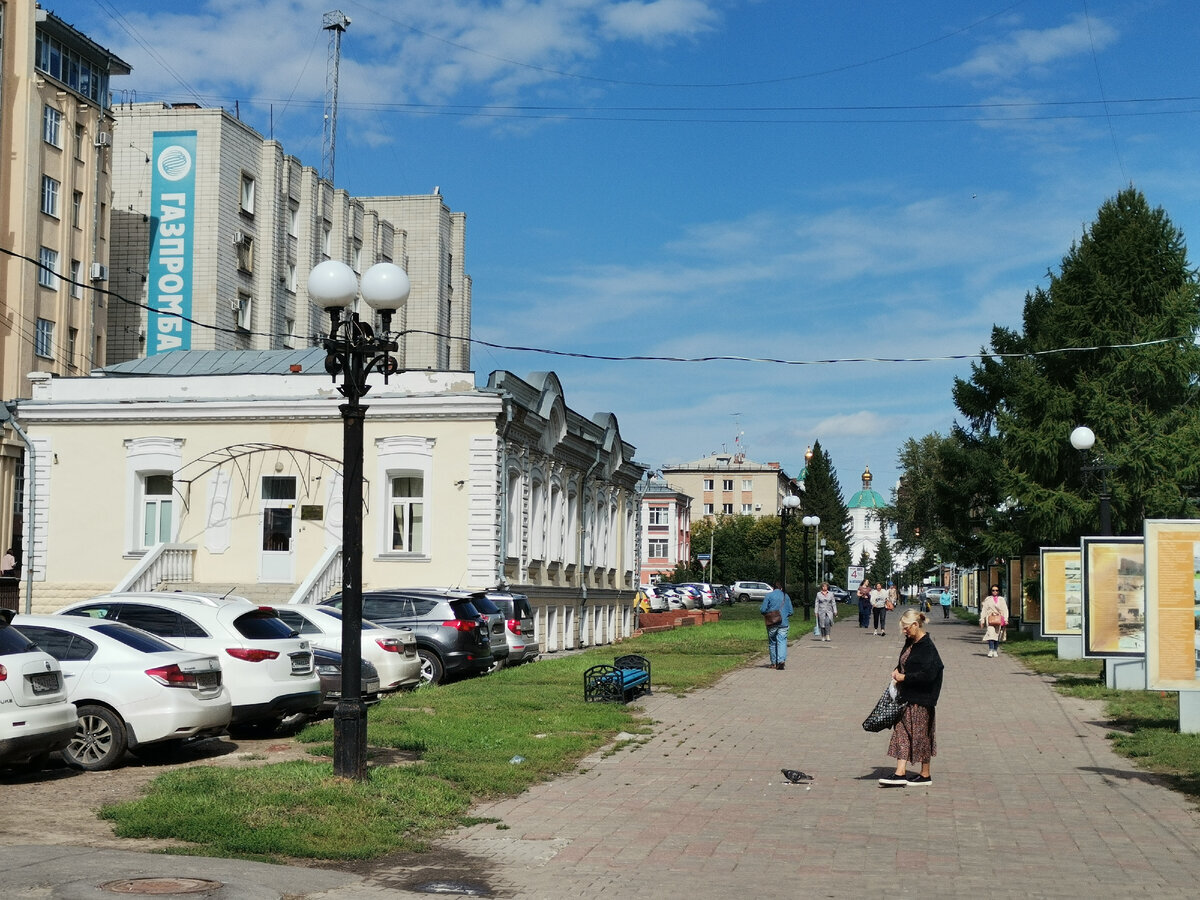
[289,545,343,605]
[113,543,196,593]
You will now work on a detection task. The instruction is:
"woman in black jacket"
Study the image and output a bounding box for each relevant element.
[878,608,944,787]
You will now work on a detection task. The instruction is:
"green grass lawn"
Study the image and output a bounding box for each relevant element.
[101,603,783,861]
[99,604,1200,861]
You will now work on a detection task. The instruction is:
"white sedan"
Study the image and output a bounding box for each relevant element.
[271,605,421,692]
[13,614,231,771]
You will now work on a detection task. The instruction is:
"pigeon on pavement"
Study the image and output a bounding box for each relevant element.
[781,769,813,784]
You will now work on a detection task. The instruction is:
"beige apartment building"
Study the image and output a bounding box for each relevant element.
[662,453,799,523]
[0,1,130,567]
[106,102,471,372]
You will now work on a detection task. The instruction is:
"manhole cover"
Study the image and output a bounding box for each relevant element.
[99,877,223,895]
[413,880,491,896]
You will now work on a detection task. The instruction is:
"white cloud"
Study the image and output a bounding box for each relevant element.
[943,15,1119,83]
[600,0,720,42]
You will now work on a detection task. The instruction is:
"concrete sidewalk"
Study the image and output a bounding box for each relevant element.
[416,608,1200,898]
[7,608,1200,898]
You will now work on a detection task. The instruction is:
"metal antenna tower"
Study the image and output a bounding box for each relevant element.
[321,10,351,184]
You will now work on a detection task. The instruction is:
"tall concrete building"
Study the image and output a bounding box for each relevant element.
[0,1,130,568]
[662,452,798,523]
[106,102,470,371]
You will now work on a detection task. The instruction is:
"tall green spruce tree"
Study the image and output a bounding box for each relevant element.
[800,441,852,584]
[953,188,1200,548]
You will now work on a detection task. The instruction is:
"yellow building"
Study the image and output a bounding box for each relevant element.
[0,1,130,565]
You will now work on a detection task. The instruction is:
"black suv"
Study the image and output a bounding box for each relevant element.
[319,589,494,685]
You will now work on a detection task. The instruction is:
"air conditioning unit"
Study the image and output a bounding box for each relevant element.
[231,230,246,246]
[94,132,111,147]
[89,262,108,281]
[754,504,762,511]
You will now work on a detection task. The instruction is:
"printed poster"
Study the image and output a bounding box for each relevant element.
[1144,520,1200,691]
[1082,536,1145,658]
[1040,547,1082,636]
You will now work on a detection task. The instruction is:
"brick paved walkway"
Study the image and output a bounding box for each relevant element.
[395,608,1200,898]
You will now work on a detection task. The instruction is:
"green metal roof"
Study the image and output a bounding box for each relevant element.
[848,488,885,509]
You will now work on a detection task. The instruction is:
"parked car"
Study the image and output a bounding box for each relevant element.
[485,590,540,666]
[681,583,715,608]
[319,589,494,686]
[639,584,669,613]
[282,647,382,730]
[0,609,77,771]
[270,605,421,692]
[465,593,510,667]
[674,584,701,609]
[56,593,321,734]
[712,585,733,606]
[646,583,687,611]
[827,584,852,602]
[923,587,949,602]
[731,581,773,603]
[13,613,231,770]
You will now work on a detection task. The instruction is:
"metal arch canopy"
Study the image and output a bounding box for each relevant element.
[170,443,368,512]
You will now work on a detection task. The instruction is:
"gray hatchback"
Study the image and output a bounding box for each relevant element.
[485,590,540,666]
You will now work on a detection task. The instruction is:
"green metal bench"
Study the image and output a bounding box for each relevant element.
[583,654,651,703]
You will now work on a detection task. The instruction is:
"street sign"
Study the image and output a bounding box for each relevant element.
[697,553,711,562]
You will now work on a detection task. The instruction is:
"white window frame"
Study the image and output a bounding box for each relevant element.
[38,246,59,289]
[236,234,254,273]
[722,479,734,491]
[42,105,62,147]
[648,538,669,559]
[741,504,753,514]
[722,503,734,514]
[703,478,713,491]
[41,175,60,217]
[69,259,82,298]
[124,437,183,555]
[648,506,668,526]
[141,473,175,549]
[375,436,434,560]
[239,173,255,215]
[34,318,54,358]
[72,191,83,228]
[742,478,753,491]
[236,293,252,330]
[703,503,714,515]
[287,203,299,237]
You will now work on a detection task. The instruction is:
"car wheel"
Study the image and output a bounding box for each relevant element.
[417,648,444,685]
[66,704,127,771]
[738,594,749,603]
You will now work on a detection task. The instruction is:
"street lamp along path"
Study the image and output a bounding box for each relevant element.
[308,259,411,780]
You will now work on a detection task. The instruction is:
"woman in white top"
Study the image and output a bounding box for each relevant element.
[979,585,1009,658]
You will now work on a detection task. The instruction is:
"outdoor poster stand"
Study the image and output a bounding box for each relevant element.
[1143,520,1200,734]
[1081,536,1146,690]
[1040,547,1083,659]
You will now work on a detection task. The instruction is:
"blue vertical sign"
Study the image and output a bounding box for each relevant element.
[146,131,196,354]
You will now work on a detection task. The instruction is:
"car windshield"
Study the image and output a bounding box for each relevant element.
[93,622,182,653]
[448,600,483,620]
[471,596,501,615]
[0,624,38,653]
[232,609,298,640]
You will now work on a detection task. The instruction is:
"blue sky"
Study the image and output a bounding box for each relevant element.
[55,0,1200,500]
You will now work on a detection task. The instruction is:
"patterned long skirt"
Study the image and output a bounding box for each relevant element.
[887,703,936,764]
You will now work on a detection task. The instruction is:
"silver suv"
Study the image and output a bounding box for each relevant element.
[485,591,540,666]
[57,592,320,733]
[731,581,773,603]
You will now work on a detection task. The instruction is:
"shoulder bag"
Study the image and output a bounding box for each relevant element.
[764,608,782,627]
[862,681,908,732]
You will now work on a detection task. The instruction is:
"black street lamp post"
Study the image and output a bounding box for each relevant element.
[308,259,410,780]
[1069,425,1113,536]
[779,494,801,596]
[801,515,820,621]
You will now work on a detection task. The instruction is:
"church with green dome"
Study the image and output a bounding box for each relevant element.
[849,465,887,565]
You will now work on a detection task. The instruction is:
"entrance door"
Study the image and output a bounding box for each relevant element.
[259,476,297,583]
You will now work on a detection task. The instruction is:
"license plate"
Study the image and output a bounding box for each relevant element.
[197,672,220,690]
[290,653,311,674]
[30,672,60,694]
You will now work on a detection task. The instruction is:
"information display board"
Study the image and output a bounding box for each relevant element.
[1082,536,1145,658]
[1040,547,1082,636]
[1144,520,1200,691]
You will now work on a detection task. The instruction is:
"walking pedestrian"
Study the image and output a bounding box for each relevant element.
[980,585,1009,658]
[760,581,793,670]
[870,582,889,636]
[940,588,953,619]
[814,581,837,643]
[878,609,944,787]
[856,581,872,628]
